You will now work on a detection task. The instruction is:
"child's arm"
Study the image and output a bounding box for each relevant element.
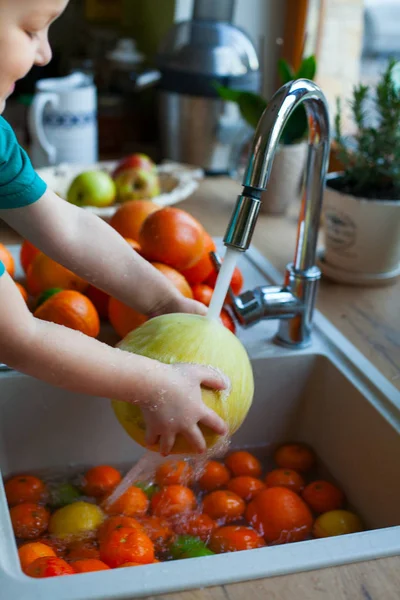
[1,188,206,317]
[0,271,227,455]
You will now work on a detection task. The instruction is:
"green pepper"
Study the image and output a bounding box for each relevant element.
[49,483,81,508]
[170,535,214,560]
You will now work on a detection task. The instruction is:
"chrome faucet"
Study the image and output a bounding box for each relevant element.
[222,79,330,348]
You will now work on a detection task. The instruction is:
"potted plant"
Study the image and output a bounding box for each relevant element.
[217,55,317,215]
[323,58,400,284]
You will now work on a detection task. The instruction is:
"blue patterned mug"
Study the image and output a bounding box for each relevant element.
[28,72,98,168]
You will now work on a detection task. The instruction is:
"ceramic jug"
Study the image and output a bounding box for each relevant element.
[28,72,98,168]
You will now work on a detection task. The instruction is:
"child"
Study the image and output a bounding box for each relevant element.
[0,0,228,456]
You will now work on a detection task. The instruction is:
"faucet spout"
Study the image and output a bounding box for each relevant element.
[222,79,331,348]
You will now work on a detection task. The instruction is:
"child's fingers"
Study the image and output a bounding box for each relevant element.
[182,425,207,454]
[195,365,230,391]
[160,432,176,456]
[145,427,159,447]
[200,408,228,435]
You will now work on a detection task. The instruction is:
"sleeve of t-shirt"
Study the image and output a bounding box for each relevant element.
[0,116,47,210]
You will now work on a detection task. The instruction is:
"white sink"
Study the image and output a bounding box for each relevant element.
[0,244,399,600]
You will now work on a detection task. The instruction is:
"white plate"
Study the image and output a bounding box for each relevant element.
[37,160,204,219]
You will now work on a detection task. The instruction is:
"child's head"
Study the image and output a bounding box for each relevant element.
[0,0,69,112]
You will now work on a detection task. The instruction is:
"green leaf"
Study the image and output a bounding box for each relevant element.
[170,535,212,560]
[278,59,294,84]
[134,481,159,499]
[215,83,267,129]
[295,55,317,80]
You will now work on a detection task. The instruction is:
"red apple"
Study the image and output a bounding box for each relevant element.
[115,168,160,202]
[113,153,156,179]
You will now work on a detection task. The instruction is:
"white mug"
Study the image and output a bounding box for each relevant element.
[28,72,98,168]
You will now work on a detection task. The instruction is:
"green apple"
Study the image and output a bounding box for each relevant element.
[115,168,160,202]
[67,171,116,207]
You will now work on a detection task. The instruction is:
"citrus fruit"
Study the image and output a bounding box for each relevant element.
[152,262,193,299]
[155,460,193,487]
[198,461,231,492]
[227,476,265,501]
[49,501,104,538]
[225,451,262,478]
[274,443,316,472]
[34,290,100,337]
[81,465,121,498]
[48,483,80,509]
[25,556,75,577]
[104,486,149,517]
[110,199,160,241]
[0,243,15,277]
[313,510,363,538]
[265,469,305,494]
[302,480,345,514]
[27,253,88,296]
[99,527,154,567]
[10,503,50,539]
[245,487,313,544]
[151,485,196,518]
[209,525,265,553]
[139,207,205,270]
[5,475,47,507]
[108,296,147,338]
[18,542,56,573]
[181,231,216,284]
[15,282,29,302]
[202,490,245,523]
[85,285,110,319]
[20,240,40,274]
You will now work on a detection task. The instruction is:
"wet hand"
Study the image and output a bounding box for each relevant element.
[141,363,229,456]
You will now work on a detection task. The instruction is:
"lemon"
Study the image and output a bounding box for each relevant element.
[49,501,104,538]
[313,510,363,538]
[112,314,254,454]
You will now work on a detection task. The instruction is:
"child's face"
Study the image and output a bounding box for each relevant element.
[0,0,69,112]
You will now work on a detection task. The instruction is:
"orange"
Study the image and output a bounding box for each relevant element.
[209,525,265,553]
[139,207,205,271]
[97,516,143,544]
[302,480,345,514]
[151,485,196,519]
[245,487,313,544]
[71,558,110,573]
[18,542,56,573]
[313,510,363,538]
[108,296,147,338]
[25,556,75,577]
[181,231,216,284]
[124,237,142,253]
[15,282,29,303]
[155,460,193,487]
[227,476,266,501]
[172,513,216,543]
[20,240,40,274]
[205,265,244,298]
[34,290,100,338]
[65,539,100,561]
[110,200,160,241]
[85,285,110,319]
[225,451,262,478]
[35,536,67,557]
[0,243,15,277]
[99,526,154,567]
[10,503,50,540]
[152,262,193,299]
[5,475,47,507]
[138,516,174,552]
[274,443,316,473]
[202,490,245,524]
[220,309,236,334]
[26,252,88,296]
[104,486,149,518]
[265,469,305,495]
[198,461,231,492]
[81,465,122,498]
[191,284,213,306]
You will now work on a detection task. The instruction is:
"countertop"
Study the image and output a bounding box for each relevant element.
[1,176,399,600]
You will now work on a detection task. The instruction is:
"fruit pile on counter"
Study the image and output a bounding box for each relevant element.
[0,154,243,341]
[3,444,364,578]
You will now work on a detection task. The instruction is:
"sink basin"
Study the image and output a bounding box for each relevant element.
[0,244,399,599]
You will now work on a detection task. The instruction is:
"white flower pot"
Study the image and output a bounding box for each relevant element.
[260,142,307,215]
[323,174,400,278]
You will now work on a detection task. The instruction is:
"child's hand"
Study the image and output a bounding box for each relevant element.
[140,363,229,456]
[150,294,208,318]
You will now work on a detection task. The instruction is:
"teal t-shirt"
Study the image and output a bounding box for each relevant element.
[0,116,47,276]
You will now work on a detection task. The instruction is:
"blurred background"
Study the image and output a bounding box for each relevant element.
[4,0,400,169]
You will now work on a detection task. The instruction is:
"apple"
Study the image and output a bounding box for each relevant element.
[113,153,156,179]
[67,171,116,208]
[115,168,160,202]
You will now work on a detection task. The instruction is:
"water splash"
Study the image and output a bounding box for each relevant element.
[207,248,241,321]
